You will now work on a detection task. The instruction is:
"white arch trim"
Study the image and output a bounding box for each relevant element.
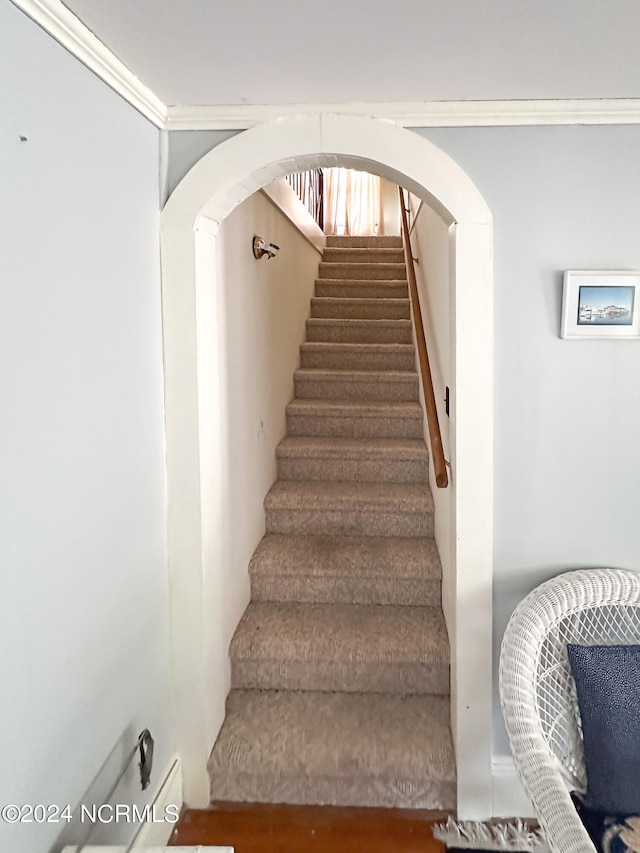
[160,114,494,819]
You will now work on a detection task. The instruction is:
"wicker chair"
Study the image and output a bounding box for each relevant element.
[499,568,640,853]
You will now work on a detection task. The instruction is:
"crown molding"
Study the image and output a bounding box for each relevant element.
[11,0,167,127]
[164,99,640,130]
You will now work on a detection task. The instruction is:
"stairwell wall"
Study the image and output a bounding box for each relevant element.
[407,196,453,636]
[209,182,323,682]
[381,178,401,235]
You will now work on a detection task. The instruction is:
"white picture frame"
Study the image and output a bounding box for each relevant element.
[561,270,640,339]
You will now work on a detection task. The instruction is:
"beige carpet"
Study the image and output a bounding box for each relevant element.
[208,234,455,810]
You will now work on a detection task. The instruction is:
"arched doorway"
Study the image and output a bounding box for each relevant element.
[160,114,494,818]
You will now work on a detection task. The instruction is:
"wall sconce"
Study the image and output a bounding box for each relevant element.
[253,235,280,260]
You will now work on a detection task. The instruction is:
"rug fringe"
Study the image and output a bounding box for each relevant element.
[432,817,549,851]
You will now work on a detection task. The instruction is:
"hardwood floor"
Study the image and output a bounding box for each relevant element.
[168,802,448,852]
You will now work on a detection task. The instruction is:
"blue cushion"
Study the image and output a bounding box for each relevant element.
[567,644,640,815]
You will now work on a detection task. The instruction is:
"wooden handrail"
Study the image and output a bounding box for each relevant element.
[398,188,449,488]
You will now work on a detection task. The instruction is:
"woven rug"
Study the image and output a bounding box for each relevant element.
[432,818,548,852]
[434,816,640,853]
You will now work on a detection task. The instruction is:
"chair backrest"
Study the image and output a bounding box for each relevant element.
[500,569,640,794]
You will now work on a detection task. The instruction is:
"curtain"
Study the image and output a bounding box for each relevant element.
[323,168,382,236]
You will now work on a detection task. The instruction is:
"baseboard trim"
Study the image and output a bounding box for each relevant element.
[492,756,535,819]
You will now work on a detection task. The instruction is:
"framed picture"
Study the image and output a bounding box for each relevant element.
[561,270,640,339]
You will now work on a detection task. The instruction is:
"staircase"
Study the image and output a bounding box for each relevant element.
[208,235,456,811]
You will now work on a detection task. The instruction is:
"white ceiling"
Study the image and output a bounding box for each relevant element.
[61,0,640,107]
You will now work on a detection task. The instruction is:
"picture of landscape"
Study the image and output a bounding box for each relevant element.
[577,285,635,326]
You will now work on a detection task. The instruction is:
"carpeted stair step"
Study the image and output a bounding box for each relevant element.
[300,342,415,371]
[276,437,428,483]
[325,235,403,249]
[207,231,455,813]
[286,399,424,439]
[311,297,410,320]
[315,278,409,299]
[230,601,449,694]
[322,247,405,264]
[208,689,456,809]
[249,533,442,606]
[293,368,418,402]
[264,479,434,537]
[319,262,407,281]
[306,318,412,344]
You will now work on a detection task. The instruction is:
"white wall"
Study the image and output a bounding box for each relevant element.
[407,196,453,632]
[380,178,400,235]
[0,4,172,851]
[210,180,323,681]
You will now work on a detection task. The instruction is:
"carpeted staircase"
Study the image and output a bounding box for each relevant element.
[208,235,456,810]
